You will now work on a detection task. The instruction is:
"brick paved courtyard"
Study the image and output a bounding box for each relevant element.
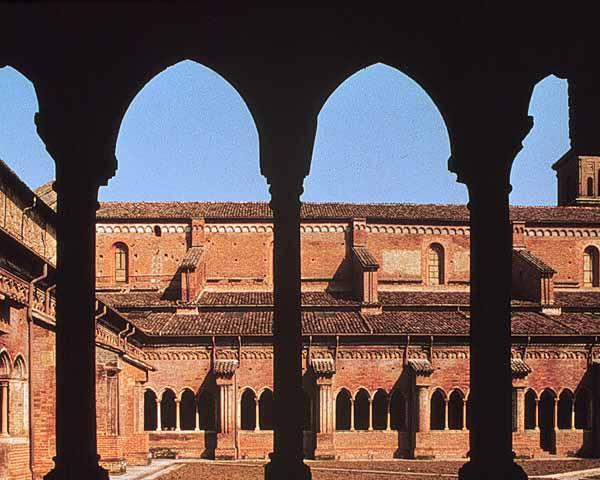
[155,459,600,480]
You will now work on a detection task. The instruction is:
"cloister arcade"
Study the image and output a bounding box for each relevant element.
[2,5,600,480]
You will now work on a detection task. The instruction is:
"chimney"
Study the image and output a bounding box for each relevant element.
[191,218,205,247]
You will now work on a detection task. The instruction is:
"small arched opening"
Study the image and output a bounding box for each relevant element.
[240,389,256,431]
[335,389,351,431]
[448,390,464,430]
[430,389,446,430]
[427,243,445,286]
[354,389,370,431]
[372,390,388,430]
[180,389,196,431]
[144,389,157,431]
[524,389,537,430]
[539,389,556,453]
[160,389,177,431]
[584,246,600,287]
[259,389,274,431]
[113,242,129,284]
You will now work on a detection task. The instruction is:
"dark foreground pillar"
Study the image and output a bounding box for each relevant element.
[44,167,108,480]
[265,175,311,480]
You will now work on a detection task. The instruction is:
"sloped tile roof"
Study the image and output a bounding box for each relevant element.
[365,311,469,335]
[214,359,238,375]
[310,358,335,375]
[513,249,556,274]
[555,291,600,309]
[352,246,379,269]
[510,312,579,335]
[407,359,434,375]
[97,291,184,308]
[511,358,532,376]
[379,291,469,306]
[549,312,600,335]
[180,246,204,270]
[97,200,600,225]
[198,291,358,306]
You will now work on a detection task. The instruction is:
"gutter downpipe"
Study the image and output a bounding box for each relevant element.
[22,197,37,242]
[27,263,48,478]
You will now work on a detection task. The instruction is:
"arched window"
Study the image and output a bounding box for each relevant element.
[114,243,129,283]
[180,389,196,431]
[198,390,215,431]
[160,389,176,430]
[588,177,594,196]
[428,244,444,285]
[389,390,406,431]
[354,389,370,430]
[466,395,472,430]
[524,389,537,430]
[302,390,312,431]
[539,389,557,453]
[430,389,446,430]
[144,389,157,431]
[335,389,351,431]
[372,390,388,430]
[11,356,27,435]
[448,390,464,430]
[584,246,599,287]
[575,388,592,430]
[0,351,10,435]
[240,389,256,431]
[259,389,274,430]
[557,390,574,430]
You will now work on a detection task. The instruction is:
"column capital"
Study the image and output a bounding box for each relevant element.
[449,115,533,190]
[268,174,304,215]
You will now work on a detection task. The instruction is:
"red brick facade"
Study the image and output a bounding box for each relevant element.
[5,153,600,477]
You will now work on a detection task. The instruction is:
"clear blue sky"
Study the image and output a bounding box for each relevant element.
[0,61,569,205]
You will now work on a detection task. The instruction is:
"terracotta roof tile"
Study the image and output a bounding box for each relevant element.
[549,312,600,335]
[379,291,469,306]
[364,311,469,335]
[555,291,600,309]
[352,246,379,269]
[214,359,238,375]
[198,291,358,306]
[407,359,434,375]
[310,358,335,375]
[97,201,600,225]
[513,249,556,274]
[97,291,184,308]
[511,358,532,377]
[180,247,204,270]
[510,312,578,335]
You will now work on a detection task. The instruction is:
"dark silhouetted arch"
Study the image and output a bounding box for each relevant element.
[372,390,388,430]
[161,389,176,430]
[575,388,592,430]
[525,389,537,430]
[389,390,406,431]
[430,389,446,430]
[448,390,464,430]
[180,389,196,430]
[259,389,274,430]
[354,389,370,431]
[144,389,157,431]
[557,390,573,430]
[240,389,256,431]
[335,389,351,431]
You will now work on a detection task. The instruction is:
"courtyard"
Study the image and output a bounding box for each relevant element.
[144,459,600,480]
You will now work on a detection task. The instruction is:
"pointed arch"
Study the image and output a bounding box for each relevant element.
[557,389,574,430]
[427,243,445,285]
[258,388,274,430]
[448,389,465,430]
[12,355,26,379]
[524,388,537,430]
[179,388,196,431]
[144,389,158,431]
[372,389,388,430]
[430,388,446,430]
[240,388,256,431]
[0,350,11,377]
[335,388,352,431]
[160,388,176,430]
[354,388,370,431]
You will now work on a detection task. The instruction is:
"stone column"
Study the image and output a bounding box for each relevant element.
[214,364,238,460]
[553,398,558,430]
[195,402,200,432]
[368,398,373,431]
[43,165,109,480]
[317,383,333,434]
[255,397,260,431]
[534,399,539,431]
[453,113,532,480]
[416,386,430,433]
[218,383,234,434]
[0,382,8,435]
[314,376,335,460]
[571,399,576,430]
[264,170,312,480]
[156,399,162,431]
[350,399,355,431]
[386,401,391,431]
[175,399,181,432]
[444,399,449,430]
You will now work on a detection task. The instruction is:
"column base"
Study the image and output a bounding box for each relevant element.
[44,456,109,480]
[458,459,527,480]
[264,453,311,480]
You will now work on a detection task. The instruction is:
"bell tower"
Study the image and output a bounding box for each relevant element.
[552,150,600,206]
